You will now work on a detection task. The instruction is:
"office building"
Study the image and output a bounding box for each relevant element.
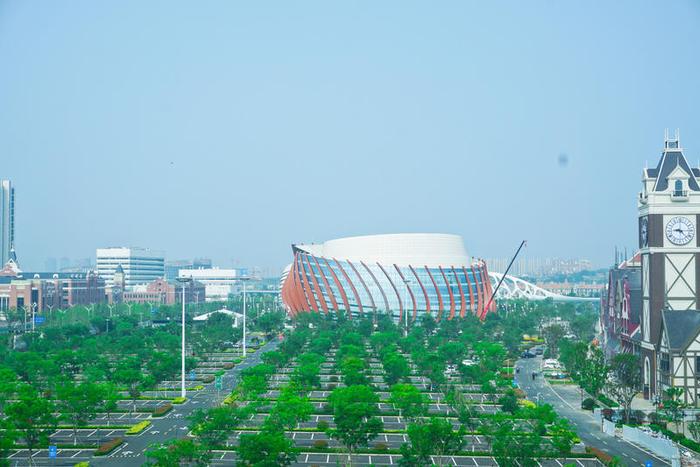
[123,278,205,305]
[96,247,165,288]
[0,180,15,266]
[177,267,244,302]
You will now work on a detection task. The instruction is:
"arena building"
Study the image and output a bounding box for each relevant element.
[280,233,496,322]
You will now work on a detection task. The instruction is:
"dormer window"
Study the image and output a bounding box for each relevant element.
[673,179,688,199]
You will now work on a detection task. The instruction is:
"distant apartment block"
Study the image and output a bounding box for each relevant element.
[123,277,205,305]
[164,258,213,280]
[96,247,164,288]
[177,267,246,302]
[0,180,15,266]
[484,256,593,277]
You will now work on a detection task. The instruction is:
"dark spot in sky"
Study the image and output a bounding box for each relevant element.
[558,153,569,167]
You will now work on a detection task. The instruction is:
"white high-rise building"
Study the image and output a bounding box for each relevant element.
[96,247,165,288]
[178,267,246,302]
[0,180,15,266]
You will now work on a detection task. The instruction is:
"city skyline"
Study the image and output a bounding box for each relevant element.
[2,1,700,273]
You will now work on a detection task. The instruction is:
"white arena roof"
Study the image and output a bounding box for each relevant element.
[295,233,470,268]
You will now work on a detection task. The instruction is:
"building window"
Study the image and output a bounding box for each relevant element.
[660,353,670,373]
[696,356,700,374]
[673,180,687,197]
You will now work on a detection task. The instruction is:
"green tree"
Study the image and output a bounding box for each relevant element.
[383,352,410,385]
[327,385,384,465]
[0,418,18,467]
[608,353,641,424]
[56,381,104,445]
[266,389,313,430]
[389,384,427,421]
[581,346,608,398]
[189,405,249,451]
[498,388,520,415]
[113,357,146,412]
[100,382,120,427]
[340,356,367,386]
[5,385,57,464]
[400,418,465,467]
[438,342,464,365]
[145,438,211,466]
[491,419,543,467]
[0,367,17,416]
[237,429,298,467]
[543,324,566,356]
[661,387,687,432]
[548,418,577,457]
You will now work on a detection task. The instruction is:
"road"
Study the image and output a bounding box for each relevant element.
[87,338,280,467]
[516,355,670,467]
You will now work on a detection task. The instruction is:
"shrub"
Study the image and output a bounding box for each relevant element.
[374,442,389,451]
[581,398,598,411]
[586,446,612,464]
[172,397,186,404]
[680,437,700,454]
[330,376,339,382]
[312,439,328,449]
[223,393,238,405]
[94,437,124,455]
[74,463,90,467]
[126,421,151,435]
[153,403,173,417]
[316,420,329,431]
[597,394,619,408]
[202,375,215,383]
[223,362,234,369]
[193,385,205,391]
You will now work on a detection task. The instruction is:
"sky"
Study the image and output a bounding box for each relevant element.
[1,1,700,274]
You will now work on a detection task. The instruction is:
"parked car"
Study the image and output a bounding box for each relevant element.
[521,351,535,358]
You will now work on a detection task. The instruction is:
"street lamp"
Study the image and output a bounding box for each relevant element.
[237,277,253,358]
[176,277,192,399]
[401,278,412,337]
[31,302,37,332]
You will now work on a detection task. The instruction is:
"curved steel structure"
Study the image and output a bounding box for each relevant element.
[488,272,597,302]
[280,234,595,321]
[280,234,496,321]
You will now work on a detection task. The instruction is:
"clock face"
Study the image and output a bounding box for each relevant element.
[665,216,696,245]
[640,217,648,247]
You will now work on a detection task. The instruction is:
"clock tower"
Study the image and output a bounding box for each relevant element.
[638,130,700,398]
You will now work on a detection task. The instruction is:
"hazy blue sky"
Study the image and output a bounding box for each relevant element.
[1,1,699,274]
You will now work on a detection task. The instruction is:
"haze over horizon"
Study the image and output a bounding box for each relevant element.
[2,1,700,274]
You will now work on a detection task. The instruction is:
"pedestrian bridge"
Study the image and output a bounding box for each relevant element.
[488,272,598,302]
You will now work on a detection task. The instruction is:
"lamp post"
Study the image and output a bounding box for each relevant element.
[238,277,252,357]
[401,278,412,337]
[31,302,37,332]
[176,277,192,398]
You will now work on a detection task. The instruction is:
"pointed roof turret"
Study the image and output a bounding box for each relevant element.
[649,129,700,192]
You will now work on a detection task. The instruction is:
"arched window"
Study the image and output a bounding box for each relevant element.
[675,180,683,191]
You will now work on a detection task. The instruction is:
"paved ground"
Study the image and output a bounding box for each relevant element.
[6,340,280,467]
[517,355,670,466]
[205,451,603,466]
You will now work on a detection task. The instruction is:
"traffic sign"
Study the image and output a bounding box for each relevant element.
[48,445,57,459]
[215,375,223,390]
[33,316,45,324]
[189,370,196,381]
[645,462,652,467]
